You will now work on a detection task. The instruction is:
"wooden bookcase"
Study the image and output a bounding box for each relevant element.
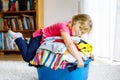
[0,0,44,54]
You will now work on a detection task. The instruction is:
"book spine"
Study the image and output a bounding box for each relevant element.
[0,32,2,50]
[11,18,16,30]
[22,14,35,30]
[2,0,9,12]
[0,0,3,11]
[7,18,12,30]
[0,18,4,30]
[3,18,9,30]
[22,16,28,30]
[4,33,9,50]
[16,17,23,30]
[15,0,19,11]
[1,32,5,50]
[29,17,35,30]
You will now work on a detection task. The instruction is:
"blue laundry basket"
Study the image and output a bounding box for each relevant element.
[37,58,92,80]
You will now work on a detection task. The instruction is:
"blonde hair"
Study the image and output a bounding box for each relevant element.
[71,14,93,32]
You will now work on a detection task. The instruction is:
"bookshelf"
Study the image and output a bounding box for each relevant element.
[0,0,44,54]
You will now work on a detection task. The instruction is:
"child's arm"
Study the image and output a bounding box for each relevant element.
[61,31,84,67]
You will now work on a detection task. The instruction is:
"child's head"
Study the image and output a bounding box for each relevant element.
[70,14,93,37]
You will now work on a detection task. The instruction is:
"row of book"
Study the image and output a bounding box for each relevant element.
[0,14,35,31]
[0,0,36,12]
[0,32,18,50]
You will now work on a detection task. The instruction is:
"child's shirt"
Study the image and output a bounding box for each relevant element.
[32,22,72,43]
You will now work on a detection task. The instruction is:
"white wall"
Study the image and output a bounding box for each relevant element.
[44,0,78,26]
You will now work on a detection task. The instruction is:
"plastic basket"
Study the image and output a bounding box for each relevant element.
[37,58,92,80]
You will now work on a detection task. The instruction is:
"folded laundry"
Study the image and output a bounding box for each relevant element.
[29,37,92,71]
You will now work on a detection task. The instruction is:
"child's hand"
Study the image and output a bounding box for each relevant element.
[77,58,84,67]
[91,54,95,61]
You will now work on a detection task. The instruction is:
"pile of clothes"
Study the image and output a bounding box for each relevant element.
[29,36,92,71]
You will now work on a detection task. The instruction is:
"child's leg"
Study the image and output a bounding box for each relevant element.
[8,30,42,62]
[15,36,42,62]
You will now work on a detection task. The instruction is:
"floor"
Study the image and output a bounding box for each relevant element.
[0,52,23,61]
[1,53,120,80]
[88,59,120,80]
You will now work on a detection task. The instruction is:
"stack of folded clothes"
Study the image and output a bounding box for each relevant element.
[29,36,92,71]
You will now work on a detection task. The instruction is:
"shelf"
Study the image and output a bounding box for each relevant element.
[1,10,36,14]
[0,0,44,54]
[0,30,35,32]
[0,30,35,37]
[0,50,19,52]
[1,10,36,16]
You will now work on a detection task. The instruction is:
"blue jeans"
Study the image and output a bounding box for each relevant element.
[15,35,42,62]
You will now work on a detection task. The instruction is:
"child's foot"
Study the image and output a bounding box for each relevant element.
[8,30,23,40]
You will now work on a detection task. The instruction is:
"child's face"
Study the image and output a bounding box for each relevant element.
[72,21,90,37]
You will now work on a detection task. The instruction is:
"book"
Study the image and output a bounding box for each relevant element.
[16,17,23,30]
[9,0,16,11]
[1,32,5,50]
[11,18,16,30]
[13,18,19,30]
[3,18,9,30]
[29,17,35,30]
[22,14,35,30]
[7,18,12,30]
[30,0,36,10]
[0,32,2,49]
[15,0,19,11]
[0,0,3,11]
[0,18,4,30]
[18,0,27,11]
[27,0,30,10]
[2,0,9,12]
[22,16,28,30]
[4,33,9,50]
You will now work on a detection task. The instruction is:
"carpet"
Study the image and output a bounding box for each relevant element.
[88,60,120,80]
[0,60,120,80]
[0,61,38,80]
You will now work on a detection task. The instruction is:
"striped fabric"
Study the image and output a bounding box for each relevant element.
[30,49,66,70]
[30,39,93,70]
